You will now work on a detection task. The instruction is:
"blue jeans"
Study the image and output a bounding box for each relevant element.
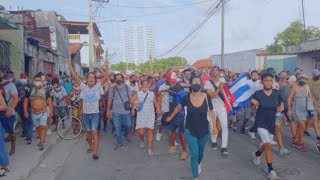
[83,113,100,131]
[185,129,208,179]
[17,103,33,139]
[0,123,9,166]
[112,112,132,145]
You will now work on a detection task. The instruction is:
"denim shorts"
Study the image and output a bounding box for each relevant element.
[169,115,185,133]
[32,112,48,127]
[1,115,16,133]
[82,113,100,131]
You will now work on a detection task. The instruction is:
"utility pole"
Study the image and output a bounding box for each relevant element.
[221,0,225,69]
[301,0,307,40]
[89,0,108,71]
[88,0,94,71]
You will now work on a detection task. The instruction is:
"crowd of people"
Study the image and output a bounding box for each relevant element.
[0,61,319,179]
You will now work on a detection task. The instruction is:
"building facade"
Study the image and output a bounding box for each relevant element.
[124,24,156,64]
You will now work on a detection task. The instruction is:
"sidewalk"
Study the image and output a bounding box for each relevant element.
[5,129,62,180]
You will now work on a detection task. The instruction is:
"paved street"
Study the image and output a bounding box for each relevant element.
[27,125,320,180]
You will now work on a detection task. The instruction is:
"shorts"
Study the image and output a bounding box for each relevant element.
[244,105,252,119]
[161,112,171,127]
[54,106,66,117]
[32,112,48,127]
[169,115,185,133]
[82,113,99,131]
[257,128,274,144]
[71,107,79,118]
[1,115,16,133]
[308,110,318,119]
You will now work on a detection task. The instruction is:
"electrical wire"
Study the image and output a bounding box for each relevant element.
[108,0,211,9]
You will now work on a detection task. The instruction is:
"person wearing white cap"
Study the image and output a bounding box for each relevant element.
[306,69,320,153]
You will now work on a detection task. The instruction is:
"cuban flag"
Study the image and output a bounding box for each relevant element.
[221,73,254,114]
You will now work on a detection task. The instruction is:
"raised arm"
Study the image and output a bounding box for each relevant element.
[66,59,81,85]
[100,61,110,85]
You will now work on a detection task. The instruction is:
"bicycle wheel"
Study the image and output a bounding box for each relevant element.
[57,116,83,140]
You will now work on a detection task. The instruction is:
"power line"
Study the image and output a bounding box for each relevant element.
[158,1,227,58]
[108,0,211,9]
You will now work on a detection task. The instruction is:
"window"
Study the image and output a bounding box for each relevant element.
[315,58,320,70]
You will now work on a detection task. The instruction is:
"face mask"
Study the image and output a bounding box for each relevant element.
[185,75,191,80]
[298,81,306,86]
[20,79,28,84]
[279,77,287,81]
[115,80,123,85]
[7,79,13,82]
[313,76,319,81]
[191,84,201,92]
[252,79,257,82]
[142,88,149,92]
[34,81,42,87]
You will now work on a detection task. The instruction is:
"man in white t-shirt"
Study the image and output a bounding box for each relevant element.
[204,66,229,155]
[155,76,170,141]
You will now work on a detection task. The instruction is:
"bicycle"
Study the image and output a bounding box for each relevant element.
[57,115,83,140]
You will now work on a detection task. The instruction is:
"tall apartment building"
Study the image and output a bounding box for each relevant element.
[124,24,156,64]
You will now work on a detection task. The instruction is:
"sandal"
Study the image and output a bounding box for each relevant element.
[92,154,99,160]
[87,149,93,153]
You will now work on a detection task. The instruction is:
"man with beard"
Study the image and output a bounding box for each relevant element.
[68,59,109,160]
[16,73,33,144]
[0,68,18,156]
[306,69,320,153]
[24,74,53,150]
[205,66,229,155]
[180,69,191,94]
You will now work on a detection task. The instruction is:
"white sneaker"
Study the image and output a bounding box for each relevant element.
[198,163,202,174]
[156,131,162,141]
[46,129,52,136]
[267,170,279,180]
[175,141,180,146]
[139,141,145,149]
[271,140,278,146]
[248,132,256,139]
[252,152,260,165]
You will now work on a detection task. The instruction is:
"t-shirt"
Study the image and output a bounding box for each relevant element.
[307,79,320,105]
[169,83,186,116]
[181,93,213,138]
[52,86,67,107]
[108,84,132,114]
[252,89,283,134]
[62,81,73,94]
[0,81,18,115]
[158,83,170,113]
[80,82,102,114]
[204,78,226,110]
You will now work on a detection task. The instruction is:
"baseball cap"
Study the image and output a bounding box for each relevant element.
[212,65,220,70]
[166,70,177,83]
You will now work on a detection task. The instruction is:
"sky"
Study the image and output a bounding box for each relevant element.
[1,0,320,64]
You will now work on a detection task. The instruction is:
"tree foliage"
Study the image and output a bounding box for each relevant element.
[267,20,320,53]
[110,56,188,73]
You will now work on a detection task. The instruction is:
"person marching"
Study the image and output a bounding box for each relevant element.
[24,74,53,151]
[67,59,109,160]
[251,72,283,180]
[135,80,160,155]
[167,76,217,180]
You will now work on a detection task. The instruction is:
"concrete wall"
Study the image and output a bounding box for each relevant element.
[0,25,24,76]
[296,51,320,76]
[210,50,258,72]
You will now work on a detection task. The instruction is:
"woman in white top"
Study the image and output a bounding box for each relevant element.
[135,80,160,155]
